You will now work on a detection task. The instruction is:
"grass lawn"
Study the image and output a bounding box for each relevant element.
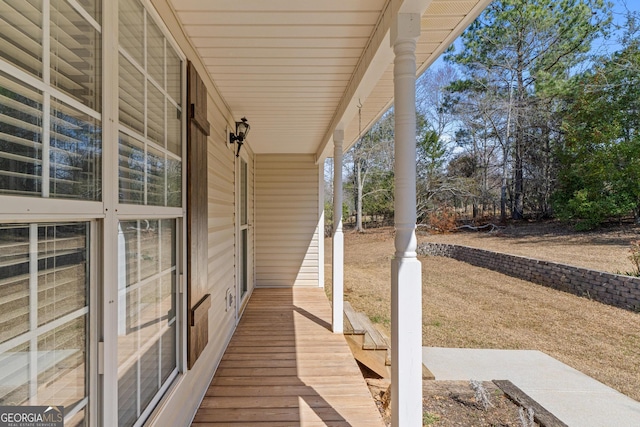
[325,224,640,402]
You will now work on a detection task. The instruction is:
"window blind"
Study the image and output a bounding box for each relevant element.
[117,0,182,208]
[0,223,89,426]
[0,0,102,201]
[0,72,43,196]
[51,0,102,111]
[0,0,43,79]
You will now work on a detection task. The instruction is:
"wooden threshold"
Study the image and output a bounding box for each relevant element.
[192,288,385,426]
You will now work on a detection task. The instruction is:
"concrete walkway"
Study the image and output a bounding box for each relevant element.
[422,347,640,427]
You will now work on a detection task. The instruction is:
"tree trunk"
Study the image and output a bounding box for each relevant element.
[355,159,364,232]
[512,46,525,221]
[513,144,524,220]
[501,85,513,223]
[542,123,553,217]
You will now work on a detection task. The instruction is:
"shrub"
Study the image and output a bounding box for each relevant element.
[427,206,457,233]
[628,240,640,277]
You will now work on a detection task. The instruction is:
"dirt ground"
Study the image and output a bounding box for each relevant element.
[367,378,536,427]
[325,224,640,407]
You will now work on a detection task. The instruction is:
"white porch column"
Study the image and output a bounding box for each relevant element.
[391,13,422,427]
[332,128,344,333]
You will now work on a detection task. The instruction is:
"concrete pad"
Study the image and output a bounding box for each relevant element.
[422,347,640,427]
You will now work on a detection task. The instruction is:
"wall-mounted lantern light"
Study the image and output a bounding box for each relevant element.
[229,117,250,157]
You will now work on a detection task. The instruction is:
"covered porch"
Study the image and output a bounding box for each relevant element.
[192,288,384,426]
[156,0,492,425]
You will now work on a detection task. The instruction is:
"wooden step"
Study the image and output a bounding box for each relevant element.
[345,334,390,378]
[343,302,391,378]
[343,301,365,335]
[358,313,388,351]
[343,303,435,380]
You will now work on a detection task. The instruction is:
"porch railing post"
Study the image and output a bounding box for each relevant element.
[332,128,345,333]
[391,13,423,427]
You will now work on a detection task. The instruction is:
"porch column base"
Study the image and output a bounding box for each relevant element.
[391,256,422,427]
[332,232,344,333]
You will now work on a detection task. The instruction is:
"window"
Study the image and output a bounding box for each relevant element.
[116,1,183,425]
[118,0,182,208]
[117,219,177,427]
[0,0,102,200]
[0,222,91,427]
[0,1,185,425]
[0,1,101,425]
[239,159,248,300]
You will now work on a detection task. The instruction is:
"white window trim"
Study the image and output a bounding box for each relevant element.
[103,0,189,426]
[235,152,253,319]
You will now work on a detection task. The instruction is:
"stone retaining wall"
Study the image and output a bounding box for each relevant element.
[417,242,640,311]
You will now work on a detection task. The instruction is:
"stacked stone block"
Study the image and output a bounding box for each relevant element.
[418,243,640,311]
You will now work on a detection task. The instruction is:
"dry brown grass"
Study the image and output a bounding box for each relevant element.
[421,221,640,274]
[325,226,640,402]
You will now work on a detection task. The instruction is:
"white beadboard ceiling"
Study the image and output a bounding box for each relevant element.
[168,0,491,158]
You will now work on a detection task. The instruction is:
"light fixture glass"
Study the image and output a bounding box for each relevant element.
[236,117,250,140]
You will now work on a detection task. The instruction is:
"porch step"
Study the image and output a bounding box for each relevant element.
[343,301,435,380]
[344,301,366,334]
[343,301,390,378]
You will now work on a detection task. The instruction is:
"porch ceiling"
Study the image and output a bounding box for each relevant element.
[167,0,491,158]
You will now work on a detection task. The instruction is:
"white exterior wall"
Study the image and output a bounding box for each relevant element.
[255,154,321,288]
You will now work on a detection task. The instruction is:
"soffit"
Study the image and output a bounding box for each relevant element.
[167,0,490,156]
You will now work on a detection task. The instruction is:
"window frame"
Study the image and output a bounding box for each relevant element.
[115,217,180,427]
[109,1,188,426]
[236,153,252,316]
[0,0,104,207]
[0,1,105,424]
[0,219,99,426]
[0,0,103,216]
[0,0,188,426]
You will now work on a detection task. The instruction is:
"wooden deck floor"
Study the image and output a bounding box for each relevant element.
[192,287,385,427]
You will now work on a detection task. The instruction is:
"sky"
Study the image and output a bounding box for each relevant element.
[593,0,640,55]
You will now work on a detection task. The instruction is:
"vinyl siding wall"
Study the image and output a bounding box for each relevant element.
[255,154,321,288]
[147,1,253,425]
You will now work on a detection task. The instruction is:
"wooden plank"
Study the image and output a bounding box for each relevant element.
[192,422,358,427]
[493,380,569,427]
[210,375,368,387]
[187,61,210,369]
[193,406,383,424]
[357,312,388,351]
[199,395,378,409]
[345,335,390,379]
[422,364,435,380]
[221,352,355,362]
[219,357,358,369]
[192,288,384,426]
[343,301,365,334]
[215,365,362,377]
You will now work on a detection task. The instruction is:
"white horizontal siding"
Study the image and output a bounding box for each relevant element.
[205,90,237,352]
[146,2,243,426]
[255,154,321,288]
